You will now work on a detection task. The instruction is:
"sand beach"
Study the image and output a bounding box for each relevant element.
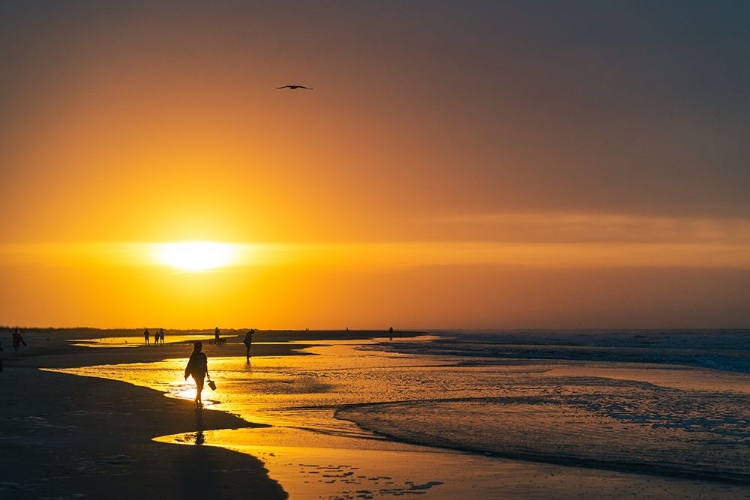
[1,330,291,499]
[2,329,749,500]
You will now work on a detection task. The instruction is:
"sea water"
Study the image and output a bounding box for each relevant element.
[52,330,750,499]
[350,331,750,481]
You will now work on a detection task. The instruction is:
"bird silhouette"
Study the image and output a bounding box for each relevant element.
[276,85,313,90]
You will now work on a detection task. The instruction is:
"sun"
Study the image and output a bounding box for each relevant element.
[156,241,236,271]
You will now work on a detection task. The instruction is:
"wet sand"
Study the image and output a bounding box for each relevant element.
[0,329,410,500]
[1,332,292,499]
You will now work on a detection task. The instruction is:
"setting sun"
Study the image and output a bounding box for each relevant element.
[156,241,236,271]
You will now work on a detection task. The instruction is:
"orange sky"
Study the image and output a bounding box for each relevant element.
[1,2,749,329]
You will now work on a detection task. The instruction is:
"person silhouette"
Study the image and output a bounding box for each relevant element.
[12,328,27,356]
[144,328,150,346]
[184,341,210,407]
[159,328,165,346]
[389,326,393,341]
[243,329,255,362]
[214,326,220,345]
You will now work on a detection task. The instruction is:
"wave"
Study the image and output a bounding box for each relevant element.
[349,330,750,483]
[382,329,750,374]
[336,394,750,484]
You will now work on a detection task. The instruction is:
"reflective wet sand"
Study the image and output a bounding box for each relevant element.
[48,337,750,499]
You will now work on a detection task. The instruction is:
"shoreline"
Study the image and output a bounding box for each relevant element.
[1,365,286,499]
[4,329,749,499]
[0,329,415,499]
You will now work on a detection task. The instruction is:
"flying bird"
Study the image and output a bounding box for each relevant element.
[276,85,313,90]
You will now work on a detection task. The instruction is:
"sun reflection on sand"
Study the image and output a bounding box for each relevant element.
[69,334,217,348]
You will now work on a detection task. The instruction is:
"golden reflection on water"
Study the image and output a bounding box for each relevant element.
[43,341,443,421]
[44,358,197,403]
[41,338,750,500]
[69,335,218,348]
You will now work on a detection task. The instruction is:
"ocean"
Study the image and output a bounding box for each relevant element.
[352,330,750,479]
[53,329,750,499]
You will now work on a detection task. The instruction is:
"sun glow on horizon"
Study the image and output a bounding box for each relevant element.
[156,241,237,271]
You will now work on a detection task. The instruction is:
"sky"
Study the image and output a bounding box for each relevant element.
[1,1,749,329]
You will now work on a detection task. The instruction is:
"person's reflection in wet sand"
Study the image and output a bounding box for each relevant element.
[193,406,205,445]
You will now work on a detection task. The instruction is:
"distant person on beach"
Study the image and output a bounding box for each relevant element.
[159,328,165,346]
[144,328,150,346]
[214,326,220,345]
[243,329,255,362]
[184,341,210,406]
[389,327,393,341]
[12,328,27,356]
